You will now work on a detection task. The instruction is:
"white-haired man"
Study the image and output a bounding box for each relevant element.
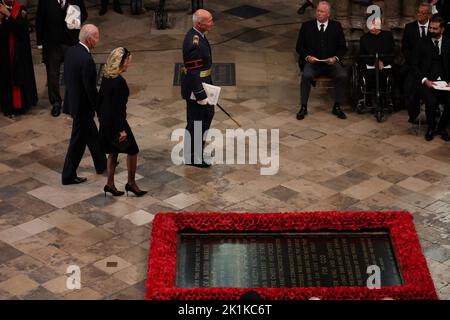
[296,1,348,120]
[180,9,214,168]
[62,24,106,185]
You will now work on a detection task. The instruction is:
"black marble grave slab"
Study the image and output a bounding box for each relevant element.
[176,231,402,288]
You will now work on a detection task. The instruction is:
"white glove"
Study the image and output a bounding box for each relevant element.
[197,98,210,105]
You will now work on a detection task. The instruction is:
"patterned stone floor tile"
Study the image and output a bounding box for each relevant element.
[0,274,39,296]
[0,1,448,299]
[163,193,201,209]
[63,287,103,300]
[93,255,133,275]
[112,261,148,286]
[123,210,155,226]
[16,219,54,236]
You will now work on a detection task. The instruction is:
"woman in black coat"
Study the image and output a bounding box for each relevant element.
[98,47,146,197]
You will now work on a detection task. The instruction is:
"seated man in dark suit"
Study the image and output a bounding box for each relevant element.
[359,18,395,99]
[411,15,450,141]
[295,1,347,120]
[402,2,432,123]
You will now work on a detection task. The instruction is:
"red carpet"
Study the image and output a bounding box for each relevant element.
[146,212,437,300]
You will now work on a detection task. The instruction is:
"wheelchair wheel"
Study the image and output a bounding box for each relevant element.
[130,0,142,15]
[355,101,365,114]
[375,111,385,122]
[155,9,169,29]
[349,64,361,111]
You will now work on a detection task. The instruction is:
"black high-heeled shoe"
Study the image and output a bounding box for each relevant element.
[125,183,147,197]
[104,185,125,197]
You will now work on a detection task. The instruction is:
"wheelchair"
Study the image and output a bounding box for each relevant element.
[349,60,395,122]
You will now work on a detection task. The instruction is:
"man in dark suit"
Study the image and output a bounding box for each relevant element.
[402,2,432,123]
[434,0,450,24]
[295,1,347,120]
[35,0,87,117]
[61,24,106,185]
[181,9,214,168]
[411,15,450,142]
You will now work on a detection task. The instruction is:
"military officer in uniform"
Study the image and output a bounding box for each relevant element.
[181,9,214,168]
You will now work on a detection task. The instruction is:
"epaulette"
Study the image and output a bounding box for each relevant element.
[193,35,200,46]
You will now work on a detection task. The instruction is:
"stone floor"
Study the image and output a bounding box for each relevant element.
[0,1,449,300]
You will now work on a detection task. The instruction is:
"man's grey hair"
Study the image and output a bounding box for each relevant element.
[193,11,204,25]
[79,24,99,42]
[418,2,432,12]
[318,1,331,13]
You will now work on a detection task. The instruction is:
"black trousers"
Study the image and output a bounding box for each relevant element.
[300,62,347,106]
[62,116,107,183]
[45,44,69,108]
[417,85,450,132]
[401,65,421,119]
[361,68,390,93]
[184,99,215,164]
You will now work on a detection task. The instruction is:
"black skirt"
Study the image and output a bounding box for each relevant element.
[99,121,139,155]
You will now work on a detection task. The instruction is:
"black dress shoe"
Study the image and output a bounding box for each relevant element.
[296,105,307,120]
[51,105,61,117]
[99,7,107,15]
[439,130,450,141]
[425,129,435,141]
[187,162,211,168]
[62,176,87,185]
[332,104,347,119]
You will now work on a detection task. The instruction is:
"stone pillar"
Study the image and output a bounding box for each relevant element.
[403,0,420,23]
[331,0,351,29]
[384,0,402,29]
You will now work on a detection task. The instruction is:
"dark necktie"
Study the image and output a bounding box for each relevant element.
[420,26,426,38]
[435,39,440,55]
[320,23,325,33]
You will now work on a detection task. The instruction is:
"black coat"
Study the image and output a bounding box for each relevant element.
[181,28,213,100]
[97,75,139,155]
[63,43,97,119]
[35,0,87,63]
[436,0,450,23]
[98,76,128,134]
[0,5,38,114]
[295,19,347,71]
[359,30,395,66]
[411,36,450,84]
[402,21,430,66]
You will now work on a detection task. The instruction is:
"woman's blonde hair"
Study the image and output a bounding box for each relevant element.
[103,47,129,79]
